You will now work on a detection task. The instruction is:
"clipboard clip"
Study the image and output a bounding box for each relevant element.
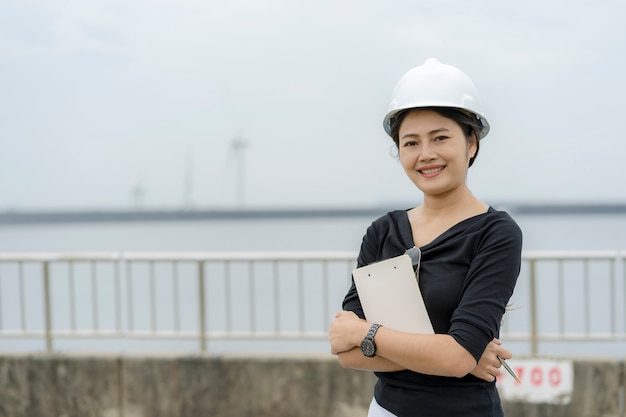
[405,247,421,267]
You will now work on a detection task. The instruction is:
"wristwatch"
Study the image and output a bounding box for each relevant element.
[360,323,382,357]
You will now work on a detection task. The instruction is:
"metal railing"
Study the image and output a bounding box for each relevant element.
[504,250,626,356]
[0,251,625,356]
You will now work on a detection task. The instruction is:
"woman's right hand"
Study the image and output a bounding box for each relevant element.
[470,338,511,382]
[329,310,369,355]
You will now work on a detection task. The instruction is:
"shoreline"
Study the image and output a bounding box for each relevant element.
[2,203,626,225]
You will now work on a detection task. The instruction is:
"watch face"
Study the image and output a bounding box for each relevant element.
[360,339,376,357]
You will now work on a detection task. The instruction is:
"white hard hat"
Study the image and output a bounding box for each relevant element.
[383,58,490,139]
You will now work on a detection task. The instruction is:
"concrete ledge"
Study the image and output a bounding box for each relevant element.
[0,354,120,417]
[0,354,623,417]
[122,355,376,417]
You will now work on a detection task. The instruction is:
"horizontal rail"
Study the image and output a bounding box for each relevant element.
[0,251,359,262]
[521,250,622,260]
[0,330,329,340]
[1,250,624,262]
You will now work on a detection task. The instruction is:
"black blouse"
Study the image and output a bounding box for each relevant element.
[342,207,522,417]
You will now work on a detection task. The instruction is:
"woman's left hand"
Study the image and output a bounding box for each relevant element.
[329,310,368,355]
[471,338,511,382]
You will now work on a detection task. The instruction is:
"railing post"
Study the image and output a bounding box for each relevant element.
[198,261,207,352]
[42,261,53,353]
[528,259,538,357]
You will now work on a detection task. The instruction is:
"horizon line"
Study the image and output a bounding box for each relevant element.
[2,202,626,225]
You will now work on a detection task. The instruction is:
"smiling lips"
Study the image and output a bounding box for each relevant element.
[418,166,445,178]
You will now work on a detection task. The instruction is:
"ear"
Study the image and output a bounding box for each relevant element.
[468,134,478,158]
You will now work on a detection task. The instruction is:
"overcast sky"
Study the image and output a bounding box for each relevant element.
[1,1,625,210]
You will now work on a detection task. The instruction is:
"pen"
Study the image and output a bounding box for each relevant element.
[498,356,521,383]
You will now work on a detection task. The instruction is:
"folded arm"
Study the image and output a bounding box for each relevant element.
[329,310,476,377]
[330,310,510,381]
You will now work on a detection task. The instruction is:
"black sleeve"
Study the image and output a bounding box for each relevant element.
[448,215,523,362]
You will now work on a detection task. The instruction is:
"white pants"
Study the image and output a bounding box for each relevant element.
[368,397,398,417]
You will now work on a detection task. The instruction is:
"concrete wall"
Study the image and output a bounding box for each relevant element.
[0,354,622,417]
[501,359,624,417]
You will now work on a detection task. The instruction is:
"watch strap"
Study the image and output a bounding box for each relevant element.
[366,323,382,341]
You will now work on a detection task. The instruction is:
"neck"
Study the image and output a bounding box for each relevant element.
[420,186,481,217]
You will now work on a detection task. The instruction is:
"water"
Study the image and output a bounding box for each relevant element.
[1,208,626,356]
[0,216,370,252]
[2,210,626,252]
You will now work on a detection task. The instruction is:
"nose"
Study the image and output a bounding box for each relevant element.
[418,143,437,162]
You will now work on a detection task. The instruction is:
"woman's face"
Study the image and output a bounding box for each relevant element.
[398,109,476,197]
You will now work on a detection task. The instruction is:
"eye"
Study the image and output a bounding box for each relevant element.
[403,140,419,147]
[434,135,448,142]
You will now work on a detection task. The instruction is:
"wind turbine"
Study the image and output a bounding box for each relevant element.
[229,135,249,207]
[183,145,194,209]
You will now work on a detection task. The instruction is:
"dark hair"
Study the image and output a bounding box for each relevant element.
[389,107,482,167]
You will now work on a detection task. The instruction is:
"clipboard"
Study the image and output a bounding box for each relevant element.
[352,248,434,334]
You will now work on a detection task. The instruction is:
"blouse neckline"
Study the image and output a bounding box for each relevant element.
[400,206,495,250]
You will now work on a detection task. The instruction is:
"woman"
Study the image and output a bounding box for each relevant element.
[328,58,522,416]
